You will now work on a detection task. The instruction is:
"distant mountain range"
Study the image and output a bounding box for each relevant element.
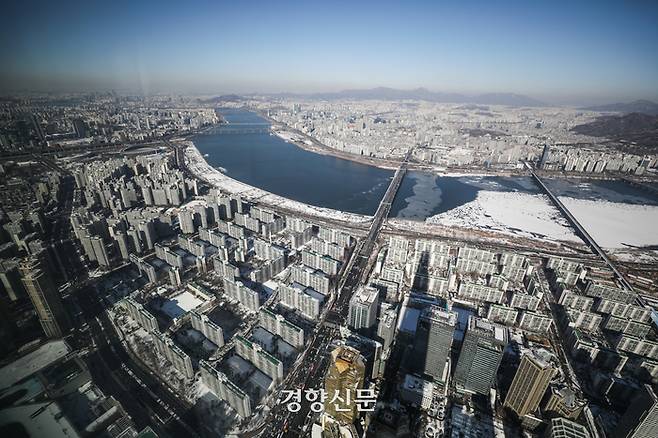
[198,94,244,103]
[570,112,658,150]
[259,87,546,107]
[582,99,658,115]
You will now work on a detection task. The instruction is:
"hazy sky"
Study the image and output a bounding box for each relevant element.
[1,0,657,104]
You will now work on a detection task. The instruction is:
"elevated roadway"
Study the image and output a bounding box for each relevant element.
[526,163,640,301]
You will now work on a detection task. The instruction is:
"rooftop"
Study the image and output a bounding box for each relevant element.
[0,401,80,438]
[421,306,458,326]
[0,340,70,390]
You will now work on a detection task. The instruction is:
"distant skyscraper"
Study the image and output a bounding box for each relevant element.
[348,286,379,331]
[504,354,554,417]
[324,346,365,425]
[20,256,69,338]
[539,144,550,169]
[453,316,508,395]
[614,384,658,438]
[91,236,110,267]
[73,118,87,138]
[413,306,457,382]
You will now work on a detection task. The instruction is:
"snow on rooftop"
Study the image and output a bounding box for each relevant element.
[262,280,279,295]
[159,291,205,319]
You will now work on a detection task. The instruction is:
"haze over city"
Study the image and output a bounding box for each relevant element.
[2,0,658,104]
[2,2,658,438]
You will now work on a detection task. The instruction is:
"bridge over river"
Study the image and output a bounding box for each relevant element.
[199,122,271,135]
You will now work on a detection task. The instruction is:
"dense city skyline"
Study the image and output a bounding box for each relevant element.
[2,3,658,438]
[2,0,658,104]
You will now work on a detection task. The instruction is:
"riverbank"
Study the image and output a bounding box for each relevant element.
[258,109,658,183]
[182,137,600,256]
[181,140,372,226]
[257,108,521,177]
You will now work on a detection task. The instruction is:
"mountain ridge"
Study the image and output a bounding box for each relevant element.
[582,99,658,115]
[251,87,546,107]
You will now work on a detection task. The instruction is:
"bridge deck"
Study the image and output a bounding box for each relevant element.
[529,166,637,296]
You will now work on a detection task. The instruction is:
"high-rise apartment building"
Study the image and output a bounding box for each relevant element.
[20,256,69,338]
[347,286,379,331]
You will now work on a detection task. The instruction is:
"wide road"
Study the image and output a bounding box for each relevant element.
[255,150,412,437]
[73,285,201,437]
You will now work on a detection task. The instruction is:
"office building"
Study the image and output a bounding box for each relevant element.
[454,316,508,395]
[20,256,69,338]
[413,306,457,382]
[504,354,554,417]
[400,374,434,410]
[614,384,658,438]
[324,346,365,425]
[544,417,590,438]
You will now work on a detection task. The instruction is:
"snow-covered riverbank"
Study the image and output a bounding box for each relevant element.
[182,140,371,225]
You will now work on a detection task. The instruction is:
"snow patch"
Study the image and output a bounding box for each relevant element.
[427,190,580,243]
[560,197,658,248]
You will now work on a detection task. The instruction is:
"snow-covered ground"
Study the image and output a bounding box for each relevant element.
[560,197,658,248]
[182,140,371,225]
[608,248,658,264]
[426,190,581,243]
[273,129,312,146]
